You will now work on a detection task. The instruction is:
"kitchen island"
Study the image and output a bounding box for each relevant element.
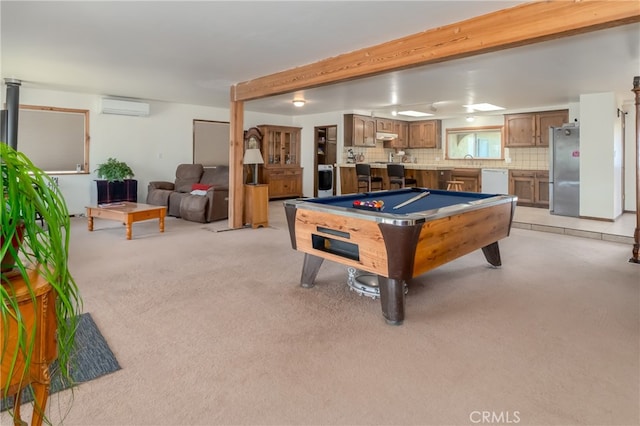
[339,163,454,194]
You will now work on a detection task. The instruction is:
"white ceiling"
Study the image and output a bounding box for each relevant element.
[1,1,639,119]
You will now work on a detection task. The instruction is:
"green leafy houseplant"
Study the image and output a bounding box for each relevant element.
[95,157,134,182]
[1,143,82,421]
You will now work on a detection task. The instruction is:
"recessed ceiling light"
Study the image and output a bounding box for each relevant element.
[292,99,305,107]
[397,110,434,117]
[463,103,505,112]
[466,116,475,122]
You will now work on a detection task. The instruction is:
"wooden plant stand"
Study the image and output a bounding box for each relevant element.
[1,268,57,426]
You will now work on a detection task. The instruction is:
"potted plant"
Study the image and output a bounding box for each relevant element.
[94,157,137,204]
[1,142,82,424]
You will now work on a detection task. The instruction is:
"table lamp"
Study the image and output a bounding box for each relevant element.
[243,148,264,185]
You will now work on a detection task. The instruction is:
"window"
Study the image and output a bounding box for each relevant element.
[446,126,503,160]
[17,105,89,173]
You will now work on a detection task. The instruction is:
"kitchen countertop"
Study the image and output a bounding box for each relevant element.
[339,162,453,170]
[337,163,548,171]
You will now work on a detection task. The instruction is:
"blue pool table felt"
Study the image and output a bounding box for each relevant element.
[308,188,496,215]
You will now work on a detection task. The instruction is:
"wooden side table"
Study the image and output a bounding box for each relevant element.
[1,267,57,426]
[244,184,269,228]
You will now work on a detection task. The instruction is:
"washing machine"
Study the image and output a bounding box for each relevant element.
[317,164,334,197]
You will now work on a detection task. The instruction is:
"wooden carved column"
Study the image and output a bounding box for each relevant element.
[631,76,640,264]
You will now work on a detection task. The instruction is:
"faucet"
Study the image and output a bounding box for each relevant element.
[464,154,474,160]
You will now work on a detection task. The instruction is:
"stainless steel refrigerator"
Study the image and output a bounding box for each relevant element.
[549,124,580,217]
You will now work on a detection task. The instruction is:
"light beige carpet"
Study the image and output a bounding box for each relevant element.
[3,201,638,426]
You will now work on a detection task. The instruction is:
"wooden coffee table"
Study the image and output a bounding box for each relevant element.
[86,202,166,240]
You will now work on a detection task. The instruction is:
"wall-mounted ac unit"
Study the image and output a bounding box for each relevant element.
[100,98,150,116]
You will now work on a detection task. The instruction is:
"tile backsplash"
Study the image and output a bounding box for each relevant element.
[343,145,549,170]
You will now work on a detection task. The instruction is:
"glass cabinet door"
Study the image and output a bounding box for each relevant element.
[268,131,282,164]
[260,125,300,167]
[283,131,297,165]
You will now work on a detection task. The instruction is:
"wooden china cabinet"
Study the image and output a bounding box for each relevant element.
[258,125,303,199]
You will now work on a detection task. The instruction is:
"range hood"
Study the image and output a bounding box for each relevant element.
[376,132,398,141]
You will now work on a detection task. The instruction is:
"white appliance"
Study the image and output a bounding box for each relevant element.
[100,98,150,116]
[317,164,334,197]
[481,168,509,194]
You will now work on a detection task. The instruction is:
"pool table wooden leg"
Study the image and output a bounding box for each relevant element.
[378,277,405,325]
[300,254,324,288]
[481,242,502,267]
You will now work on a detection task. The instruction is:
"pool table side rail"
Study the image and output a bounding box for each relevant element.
[411,201,515,277]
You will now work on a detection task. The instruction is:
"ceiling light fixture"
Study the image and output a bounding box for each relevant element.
[292,99,305,107]
[466,116,475,122]
[397,110,433,118]
[463,103,505,112]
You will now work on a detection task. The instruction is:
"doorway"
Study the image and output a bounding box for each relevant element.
[314,125,337,197]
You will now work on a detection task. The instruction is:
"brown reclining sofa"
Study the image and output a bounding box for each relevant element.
[146,163,229,223]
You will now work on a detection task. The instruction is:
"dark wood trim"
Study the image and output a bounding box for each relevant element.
[631,76,640,263]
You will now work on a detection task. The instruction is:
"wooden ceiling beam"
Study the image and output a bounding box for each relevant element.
[232,0,640,102]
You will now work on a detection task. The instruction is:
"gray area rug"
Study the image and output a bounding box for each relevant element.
[1,312,120,411]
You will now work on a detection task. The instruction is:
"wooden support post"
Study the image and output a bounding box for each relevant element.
[229,88,245,229]
[630,76,640,264]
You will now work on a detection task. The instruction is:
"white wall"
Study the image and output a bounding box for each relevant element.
[622,99,637,212]
[18,88,232,214]
[580,92,621,220]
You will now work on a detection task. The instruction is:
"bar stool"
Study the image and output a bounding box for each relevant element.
[356,163,383,192]
[387,163,417,188]
[446,180,464,191]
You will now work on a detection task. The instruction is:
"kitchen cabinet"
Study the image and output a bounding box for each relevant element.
[258,124,303,199]
[451,168,480,192]
[385,120,409,148]
[344,114,376,146]
[413,169,437,188]
[505,109,568,147]
[437,169,453,190]
[340,166,358,194]
[409,119,442,148]
[376,118,394,133]
[509,170,549,207]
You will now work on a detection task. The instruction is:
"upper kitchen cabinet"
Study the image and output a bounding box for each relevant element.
[344,114,376,147]
[376,118,394,133]
[258,124,302,199]
[505,109,568,147]
[409,119,442,148]
[386,120,409,148]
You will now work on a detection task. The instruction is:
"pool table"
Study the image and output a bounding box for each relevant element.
[284,188,518,325]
